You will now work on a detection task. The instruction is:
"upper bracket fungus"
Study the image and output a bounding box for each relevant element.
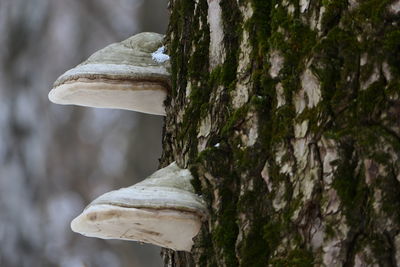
[71,162,208,251]
[48,32,170,116]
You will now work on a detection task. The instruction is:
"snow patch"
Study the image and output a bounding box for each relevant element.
[152,46,170,63]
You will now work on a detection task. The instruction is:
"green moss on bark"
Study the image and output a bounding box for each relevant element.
[332,141,369,225]
[164,0,400,266]
[270,249,314,267]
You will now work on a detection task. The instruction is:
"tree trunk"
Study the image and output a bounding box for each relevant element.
[161,0,400,266]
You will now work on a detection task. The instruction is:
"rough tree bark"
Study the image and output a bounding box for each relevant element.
[160,0,400,266]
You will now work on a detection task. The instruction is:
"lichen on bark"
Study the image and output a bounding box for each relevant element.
[161,0,400,266]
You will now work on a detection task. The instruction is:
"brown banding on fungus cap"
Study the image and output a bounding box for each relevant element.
[48,32,170,115]
[71,162,208,251]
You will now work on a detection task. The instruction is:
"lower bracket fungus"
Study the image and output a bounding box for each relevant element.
[48,32,170,116]
[71,162,207,251]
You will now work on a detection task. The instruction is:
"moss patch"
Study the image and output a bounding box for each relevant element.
[270,249,314,267]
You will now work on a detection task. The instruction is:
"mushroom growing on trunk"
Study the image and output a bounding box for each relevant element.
[71,162,207,251]
[48,32,170,115]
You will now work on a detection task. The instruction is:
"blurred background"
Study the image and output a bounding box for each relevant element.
[0,0,168,266]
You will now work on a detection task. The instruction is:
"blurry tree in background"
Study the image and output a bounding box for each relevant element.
[0,0,168,266]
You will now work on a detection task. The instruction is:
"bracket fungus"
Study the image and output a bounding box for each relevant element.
[71,162,207,251]
[48,32,170,115]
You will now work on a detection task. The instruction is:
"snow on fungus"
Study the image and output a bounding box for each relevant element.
[152,46,170,63]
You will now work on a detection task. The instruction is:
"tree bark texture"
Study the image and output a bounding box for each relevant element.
[161,0,400,266]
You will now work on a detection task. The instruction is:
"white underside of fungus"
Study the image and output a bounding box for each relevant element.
[49,79,167,115]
